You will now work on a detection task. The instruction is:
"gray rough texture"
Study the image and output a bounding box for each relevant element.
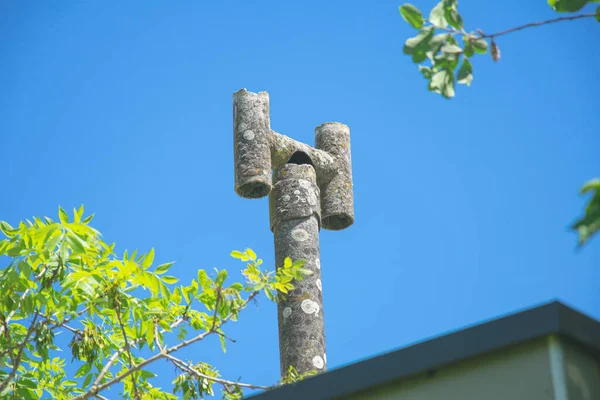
[233,89,354,232]
[232,89,354,379]
[269,165,321,231]
[270,164,327,376]
[270,130,336,178]
[315,122,354,230]
[233,89,272,199]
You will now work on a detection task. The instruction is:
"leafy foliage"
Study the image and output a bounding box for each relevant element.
[572,179,600,246]
[398,1,599,247]
[280,366,317,385]
[399,1,600,99]
[0,207,312,399]
[549,0,589,12]
[400,0,480,99]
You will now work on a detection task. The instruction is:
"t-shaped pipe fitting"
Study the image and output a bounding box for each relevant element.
[233,89,354,230]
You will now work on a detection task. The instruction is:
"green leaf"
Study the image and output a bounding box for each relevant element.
[230,250,244,259]
[219,333,227,353]
[198,269,210,289]
[471,38,488,54]
[580,178,600,193]
[82,213,95,224]
[548,0,589,12]
[58,206,69,224]
[596,6,600,22]
[429,1,447,28]
[75,363,92,378]
[445,7,463,30]
[429,69,455,98]
[245,248,257,261]
[283,257,293,269]
[215,269,228,287]
[139,370,157,379]
[441,44,462,54]
[18,380,37,389]
[572,178,600,246]
[181,285,190,303]
[404,26,435,55]
[457,59,473,86]
[83,373,93,388]
[77,204,84,220]
[296,268,314,276]
[0,221,16,237]
[419,66,434,79]
[399,4,424,29]
[426,34,448,60]
[162,275,179,285]
[433,51,460,70]
[155,261,174,275]
[463,42,474,57]
[143,248,155,269]
[66,234,86,253]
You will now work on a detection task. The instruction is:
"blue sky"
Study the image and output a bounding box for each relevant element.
[1,0,599,397]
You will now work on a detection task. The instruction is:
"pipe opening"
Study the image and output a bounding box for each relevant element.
[287,151,314,166]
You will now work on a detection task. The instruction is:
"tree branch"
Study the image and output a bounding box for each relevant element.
[482,12,598,39]
[211,287,222,331]
[115,306,141,400]
[71,291,260,400]
[154,321,164,352]
[0,289,30,336]
[0,305,90,360]
[165,354,271,390]
[0,312,39,393]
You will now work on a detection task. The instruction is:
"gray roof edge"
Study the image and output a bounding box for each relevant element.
[246,300,600,400]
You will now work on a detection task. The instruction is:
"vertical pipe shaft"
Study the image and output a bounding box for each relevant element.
[270,164,327,376]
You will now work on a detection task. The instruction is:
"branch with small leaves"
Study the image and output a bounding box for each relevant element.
[399,0,600,98]
[0,208,314,399]
[398,2,599,248]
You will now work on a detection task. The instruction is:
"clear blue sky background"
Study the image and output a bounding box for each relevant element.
[1,0,599,397]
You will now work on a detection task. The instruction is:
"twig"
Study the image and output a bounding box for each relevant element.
[0,312,39,393]
[483,12,598,39]
[70,291,260,400]
[430,12,598,41]
[165,354,271,390]
[154,321,163,352]
[91,313,187,389]
[211,288,222,331]
[0,316,12,349]
[115,306,141,400]
[0,305,90,359]
[215,330,236,344]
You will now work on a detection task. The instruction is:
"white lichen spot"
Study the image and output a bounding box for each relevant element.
[283,307,292,318]
[312,355,324,370]
[307,191,317,206]
[237,121,248,132]
[291,229,309,242]
[301,299,320,316]
[316,279,322,292]
[299,179,311,189]
[294,190,300,195]
[315,259,320,269]
[282,194,291,202]
[243,130,255,140]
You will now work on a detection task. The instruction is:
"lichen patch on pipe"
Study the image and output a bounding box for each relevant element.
[312,356,324,370]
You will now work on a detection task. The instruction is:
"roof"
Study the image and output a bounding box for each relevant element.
[247,300,600,400]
